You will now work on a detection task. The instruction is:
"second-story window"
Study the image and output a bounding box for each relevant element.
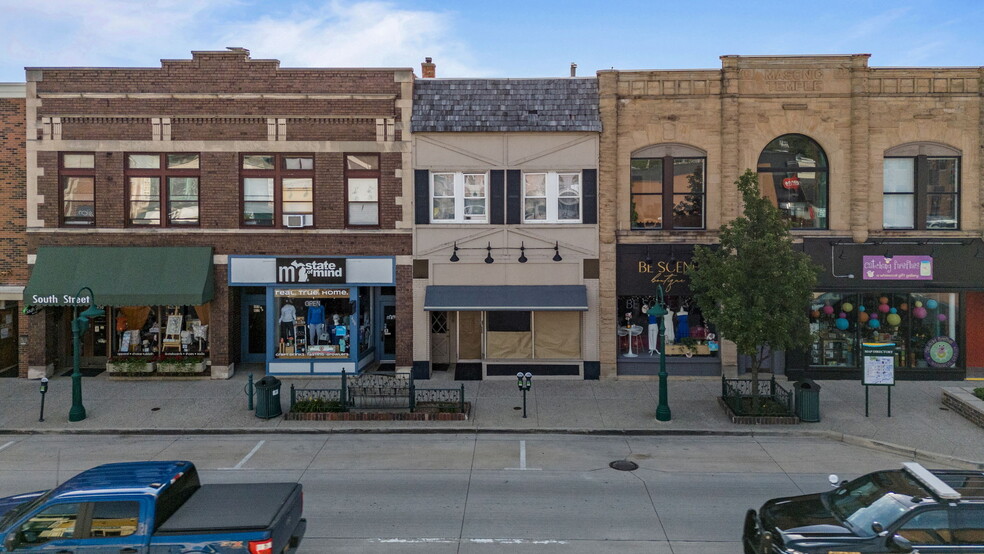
[241,154,314,227]
[883,143,961,230]
[126,153,200,226]
[346,154,380,226]
[523,171,581,223]
[430,172,488,223]
[61,153,95,226]
[631,145,706,230]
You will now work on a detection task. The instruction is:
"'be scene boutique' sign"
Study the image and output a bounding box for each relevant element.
[276,258,346,284]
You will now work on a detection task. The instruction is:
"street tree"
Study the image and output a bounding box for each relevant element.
[689,169,820,411]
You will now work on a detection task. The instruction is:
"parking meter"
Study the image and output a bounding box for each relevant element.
[516,372,532,418]
[39,377,49,422]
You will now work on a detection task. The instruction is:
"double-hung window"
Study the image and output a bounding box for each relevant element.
[523,172,581,223]
[883,145,960,230]
[241,154,314,227]
[346,154,380,226]
[431,172,488,223]
[60,153,95,226]
[756,134,828,230]
[630,144,706,230]
[126,153,200,226]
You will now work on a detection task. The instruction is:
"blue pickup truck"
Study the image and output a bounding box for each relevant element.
[0,460,305,553]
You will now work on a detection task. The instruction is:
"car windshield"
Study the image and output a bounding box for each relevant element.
[0,490,52,530]
[828,472,922,536]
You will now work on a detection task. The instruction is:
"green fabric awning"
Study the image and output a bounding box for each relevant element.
[24,246,215,307]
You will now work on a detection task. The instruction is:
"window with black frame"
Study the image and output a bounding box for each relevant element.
[757,134,828,230]
[630,149,706,230]
[126,153,200,226]
[61,153,95,226]
[884,154,960,230]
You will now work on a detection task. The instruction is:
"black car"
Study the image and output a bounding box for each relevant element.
[743,462,984,553]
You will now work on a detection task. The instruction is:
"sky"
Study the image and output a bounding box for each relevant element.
[0,0,982,81]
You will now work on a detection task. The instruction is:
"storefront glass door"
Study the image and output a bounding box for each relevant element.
[242,293,266,363]
[377,299,395,361]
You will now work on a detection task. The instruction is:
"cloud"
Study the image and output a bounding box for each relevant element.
[0,0,486,79]
[217,1,485,76]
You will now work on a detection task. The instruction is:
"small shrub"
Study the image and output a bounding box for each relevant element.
[974,387,984,402]
[292,398,346,413]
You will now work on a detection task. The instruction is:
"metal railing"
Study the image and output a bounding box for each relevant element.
[289,370,466,414]
[721,374,794,416]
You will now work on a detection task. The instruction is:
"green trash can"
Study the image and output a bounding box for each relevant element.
[254,375,282,419]
[794,379,821,422]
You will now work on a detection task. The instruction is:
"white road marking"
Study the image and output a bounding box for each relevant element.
[505,440,541,470]
[0,441,14,453]
[219,440,265,470]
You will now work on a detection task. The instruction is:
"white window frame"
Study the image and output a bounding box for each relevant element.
[522,171,582,223]
[430,171,488,223]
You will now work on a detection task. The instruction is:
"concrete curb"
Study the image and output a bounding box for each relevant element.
[3,426,982,470]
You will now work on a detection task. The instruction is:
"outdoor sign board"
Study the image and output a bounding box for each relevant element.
[862,256,933,280]
[862,342,895,386]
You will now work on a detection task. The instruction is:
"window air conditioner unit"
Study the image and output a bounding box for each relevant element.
[284,214,313,228]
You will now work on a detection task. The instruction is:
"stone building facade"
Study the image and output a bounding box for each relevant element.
[599,55,984,380]
[23,49,414,378]
[0,83,27,376]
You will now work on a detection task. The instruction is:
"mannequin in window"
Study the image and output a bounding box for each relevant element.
[644,304,659,355]
[675,303,689,344]
[662,303,675,345]
[279,300,296,343]
[307,302,326,345]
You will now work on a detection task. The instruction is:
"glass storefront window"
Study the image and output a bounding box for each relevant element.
[274,289,352,359]
[112,304,210,358]
[809,292,959,369]
[358,288,372,354]
[616,295,717,358]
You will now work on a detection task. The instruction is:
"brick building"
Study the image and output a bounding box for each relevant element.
[599,55,984,380]
[22,49,414,378]
[0,83,26,376]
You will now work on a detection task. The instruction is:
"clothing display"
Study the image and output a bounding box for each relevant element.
[279,301,297,340]
[645,305,660,354]
[663,312,675,344]
[675,308,689,343]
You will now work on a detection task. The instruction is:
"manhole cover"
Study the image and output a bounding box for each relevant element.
[609,460,638,471]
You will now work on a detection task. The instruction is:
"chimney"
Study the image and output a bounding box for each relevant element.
[570,62,577,77]
[421,57,436,78]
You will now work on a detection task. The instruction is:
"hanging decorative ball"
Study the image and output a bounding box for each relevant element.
[858,312,870,323]
[869,319,881,329]
[870,313,879,320]
[938,314,948,322]
[886,313,902,326]
[841,302,854,312]
[913,306,927,319]
[926,299,938,309]
[835,318,849,330]
[889,307,898,314]
[811,310,821,319]
[879,296,889,304]
[914,301,923,308]
[858,305,867,312]
[878,303,890,313]
[839,312,847,319]
[822,305,834,315]
[899,303,908,311]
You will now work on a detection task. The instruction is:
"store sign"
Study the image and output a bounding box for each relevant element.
[862,256,933,280]
[636,260,694,294]
[782,177,800,190]
[925,336,958,368]
[28,294,92,306]
[274,288,350,299]
[276,258,346,284]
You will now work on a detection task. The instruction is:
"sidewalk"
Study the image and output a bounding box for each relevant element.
[1,367,982,469]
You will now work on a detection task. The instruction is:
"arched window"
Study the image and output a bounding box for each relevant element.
[756,134,828,230]
[630,143,706,230]
[883,142,961,230]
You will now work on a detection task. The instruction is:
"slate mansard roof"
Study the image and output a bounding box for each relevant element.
[412,78,601,133]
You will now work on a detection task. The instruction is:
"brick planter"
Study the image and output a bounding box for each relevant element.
[942,388,984,429]
[717,397,799,424]
[106,361,155,374]
[286,403,471,421]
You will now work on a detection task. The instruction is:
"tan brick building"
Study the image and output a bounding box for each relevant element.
[0,83,27,376]
[23,49,414,379]
[599,55,984,380]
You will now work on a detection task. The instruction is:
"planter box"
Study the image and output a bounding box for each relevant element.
[665,344,711,356]
[942,388,984,429]
[106,361,155,374]
[156,361,207,374]
[717,397,799,424]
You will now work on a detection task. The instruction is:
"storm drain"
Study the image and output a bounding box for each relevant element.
[609,460,639,471]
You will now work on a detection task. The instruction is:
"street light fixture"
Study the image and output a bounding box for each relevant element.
[69,286,104,422]
[516,372,532,418]
[648,284,672,421]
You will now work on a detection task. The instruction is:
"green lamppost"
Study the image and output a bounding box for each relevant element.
[648,284,672,421]
[69,286,104,422]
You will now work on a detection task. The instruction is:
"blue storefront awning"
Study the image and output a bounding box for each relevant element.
[424,285,588,311]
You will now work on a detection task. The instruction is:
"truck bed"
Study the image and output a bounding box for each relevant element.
[155,483,300,534]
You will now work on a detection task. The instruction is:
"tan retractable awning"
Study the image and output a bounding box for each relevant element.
[423,285,588,311]
[24,246,214,307]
